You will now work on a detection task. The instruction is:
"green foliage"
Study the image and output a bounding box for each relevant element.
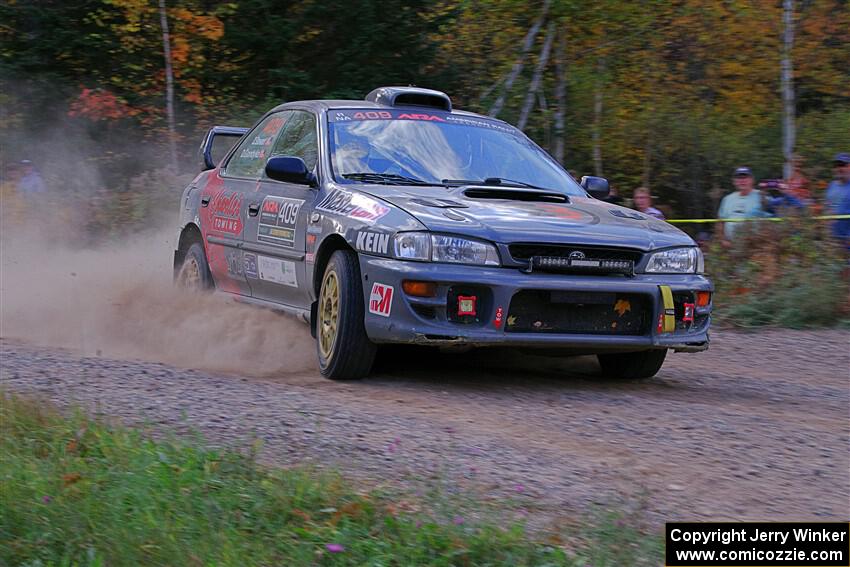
[708,219,850,328]
[0,394,662,566]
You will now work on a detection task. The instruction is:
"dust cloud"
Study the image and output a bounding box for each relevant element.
[0,223,317,377]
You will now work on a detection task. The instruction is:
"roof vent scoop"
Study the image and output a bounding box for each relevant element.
[365,86,452,112]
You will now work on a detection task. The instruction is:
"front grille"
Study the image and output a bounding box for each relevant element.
[509,243,643,263]
[506,290,649,335]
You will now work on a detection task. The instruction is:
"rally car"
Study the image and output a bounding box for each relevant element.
[174,86,712,380]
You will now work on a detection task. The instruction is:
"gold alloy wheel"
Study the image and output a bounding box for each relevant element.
[178,256,202,291]
[318,270,340,359]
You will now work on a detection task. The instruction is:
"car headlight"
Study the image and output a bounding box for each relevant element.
[645,247,704,274]
[392,232,500,266]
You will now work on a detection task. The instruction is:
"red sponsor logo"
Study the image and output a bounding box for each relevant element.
[397,112,445,122]
[210,190,242,217]
[494,306,504,328]
[262,199,279,214]
[206,190,243,235]
[212,216,243,235]
[369,283,394,317]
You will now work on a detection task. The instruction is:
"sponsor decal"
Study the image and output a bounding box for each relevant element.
[683,302,695,324]
[261,115,287,135]
[316,190,389,223]
[306,224,323,234]
[305,252,315,263]
[243,253,258,279]
[258,196,303,248]
[355,230,390,254]
[494,306,504,328]
[533,203,589,221]
[457,295,477,316]
[225,251,243,276]
[257,255,297,287]
[207,190,243,235]
[306,233,317,247]
[368,282,393,317]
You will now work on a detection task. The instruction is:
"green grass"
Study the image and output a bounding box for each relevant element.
[0,394,661,566]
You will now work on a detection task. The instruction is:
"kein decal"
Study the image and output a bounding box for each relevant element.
[494,307,504,328]
[368,283,393,317]
[355,231,390,254]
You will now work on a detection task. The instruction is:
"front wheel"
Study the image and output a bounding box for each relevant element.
[597,349,667,380]
[316,250,376,380]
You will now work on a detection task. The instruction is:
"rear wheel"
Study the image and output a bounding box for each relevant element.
[317,250,376,380]
[176,242,213,292]
[597,349,667,380]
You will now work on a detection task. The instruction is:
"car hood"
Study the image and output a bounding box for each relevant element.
[356,185,693,251]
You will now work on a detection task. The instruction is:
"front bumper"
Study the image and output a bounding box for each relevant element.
[359,256,712,353]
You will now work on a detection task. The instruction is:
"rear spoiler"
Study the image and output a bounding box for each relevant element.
[199,126,249,170]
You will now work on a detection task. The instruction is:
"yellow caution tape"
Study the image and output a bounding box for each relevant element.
[666,214,850,224]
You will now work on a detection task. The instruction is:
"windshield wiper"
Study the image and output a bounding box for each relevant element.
[342,172,438,186]
[442,177,552,191]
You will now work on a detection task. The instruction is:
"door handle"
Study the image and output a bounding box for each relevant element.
[248,203,260,217]
[200,195,210,207]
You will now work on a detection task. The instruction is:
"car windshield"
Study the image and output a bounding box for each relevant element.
[327,109,585,196]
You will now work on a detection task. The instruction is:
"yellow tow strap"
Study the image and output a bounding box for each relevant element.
[659,285,676,333]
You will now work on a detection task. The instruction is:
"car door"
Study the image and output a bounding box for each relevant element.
[243,109,319,307]
[202,112,291,296]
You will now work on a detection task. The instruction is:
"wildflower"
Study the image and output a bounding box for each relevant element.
[514,483,525,493]
[325,544,345,553]
[453,516,464,525]
[41,495,52,504]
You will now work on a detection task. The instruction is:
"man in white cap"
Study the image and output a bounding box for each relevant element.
[716,166,764,247]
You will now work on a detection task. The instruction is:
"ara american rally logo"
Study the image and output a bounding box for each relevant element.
[368,283,393,317]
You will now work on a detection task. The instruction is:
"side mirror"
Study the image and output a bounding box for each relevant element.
[580,175,610,199]
[265,156,316,186]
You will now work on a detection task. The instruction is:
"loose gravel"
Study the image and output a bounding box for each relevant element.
[2,329,848,528]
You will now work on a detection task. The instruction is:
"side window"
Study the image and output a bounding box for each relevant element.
[224,112,291,179]
[269,110,318,172]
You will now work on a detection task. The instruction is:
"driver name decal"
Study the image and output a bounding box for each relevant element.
[368,283,393,317]
[258,196,303,248]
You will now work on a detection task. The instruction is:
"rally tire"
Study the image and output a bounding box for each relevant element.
[316,250,377,380]
[176,242,214,292]
[597,349,667,380]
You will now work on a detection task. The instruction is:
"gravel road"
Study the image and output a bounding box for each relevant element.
[2,329,848,528]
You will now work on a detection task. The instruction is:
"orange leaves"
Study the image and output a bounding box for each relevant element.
[68,87,135,121]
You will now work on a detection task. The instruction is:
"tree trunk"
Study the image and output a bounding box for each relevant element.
[592,56,605,177]
[159,0,178,172]
[553,32,567,166]
[517,21,555,131]
[781,0,795,181]
[488,0,551,118]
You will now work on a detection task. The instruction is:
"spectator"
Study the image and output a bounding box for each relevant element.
[786,153,812,203]
[762,180,805,216]
[602,185,624,206]
[17,160,46,195]
[825,153,850,246]
[632,186,665,220]
[716,166,765,246]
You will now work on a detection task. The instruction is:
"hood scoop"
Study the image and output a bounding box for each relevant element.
[462,186,569,203]
[410,198,468,208]
[609,209,647,220]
